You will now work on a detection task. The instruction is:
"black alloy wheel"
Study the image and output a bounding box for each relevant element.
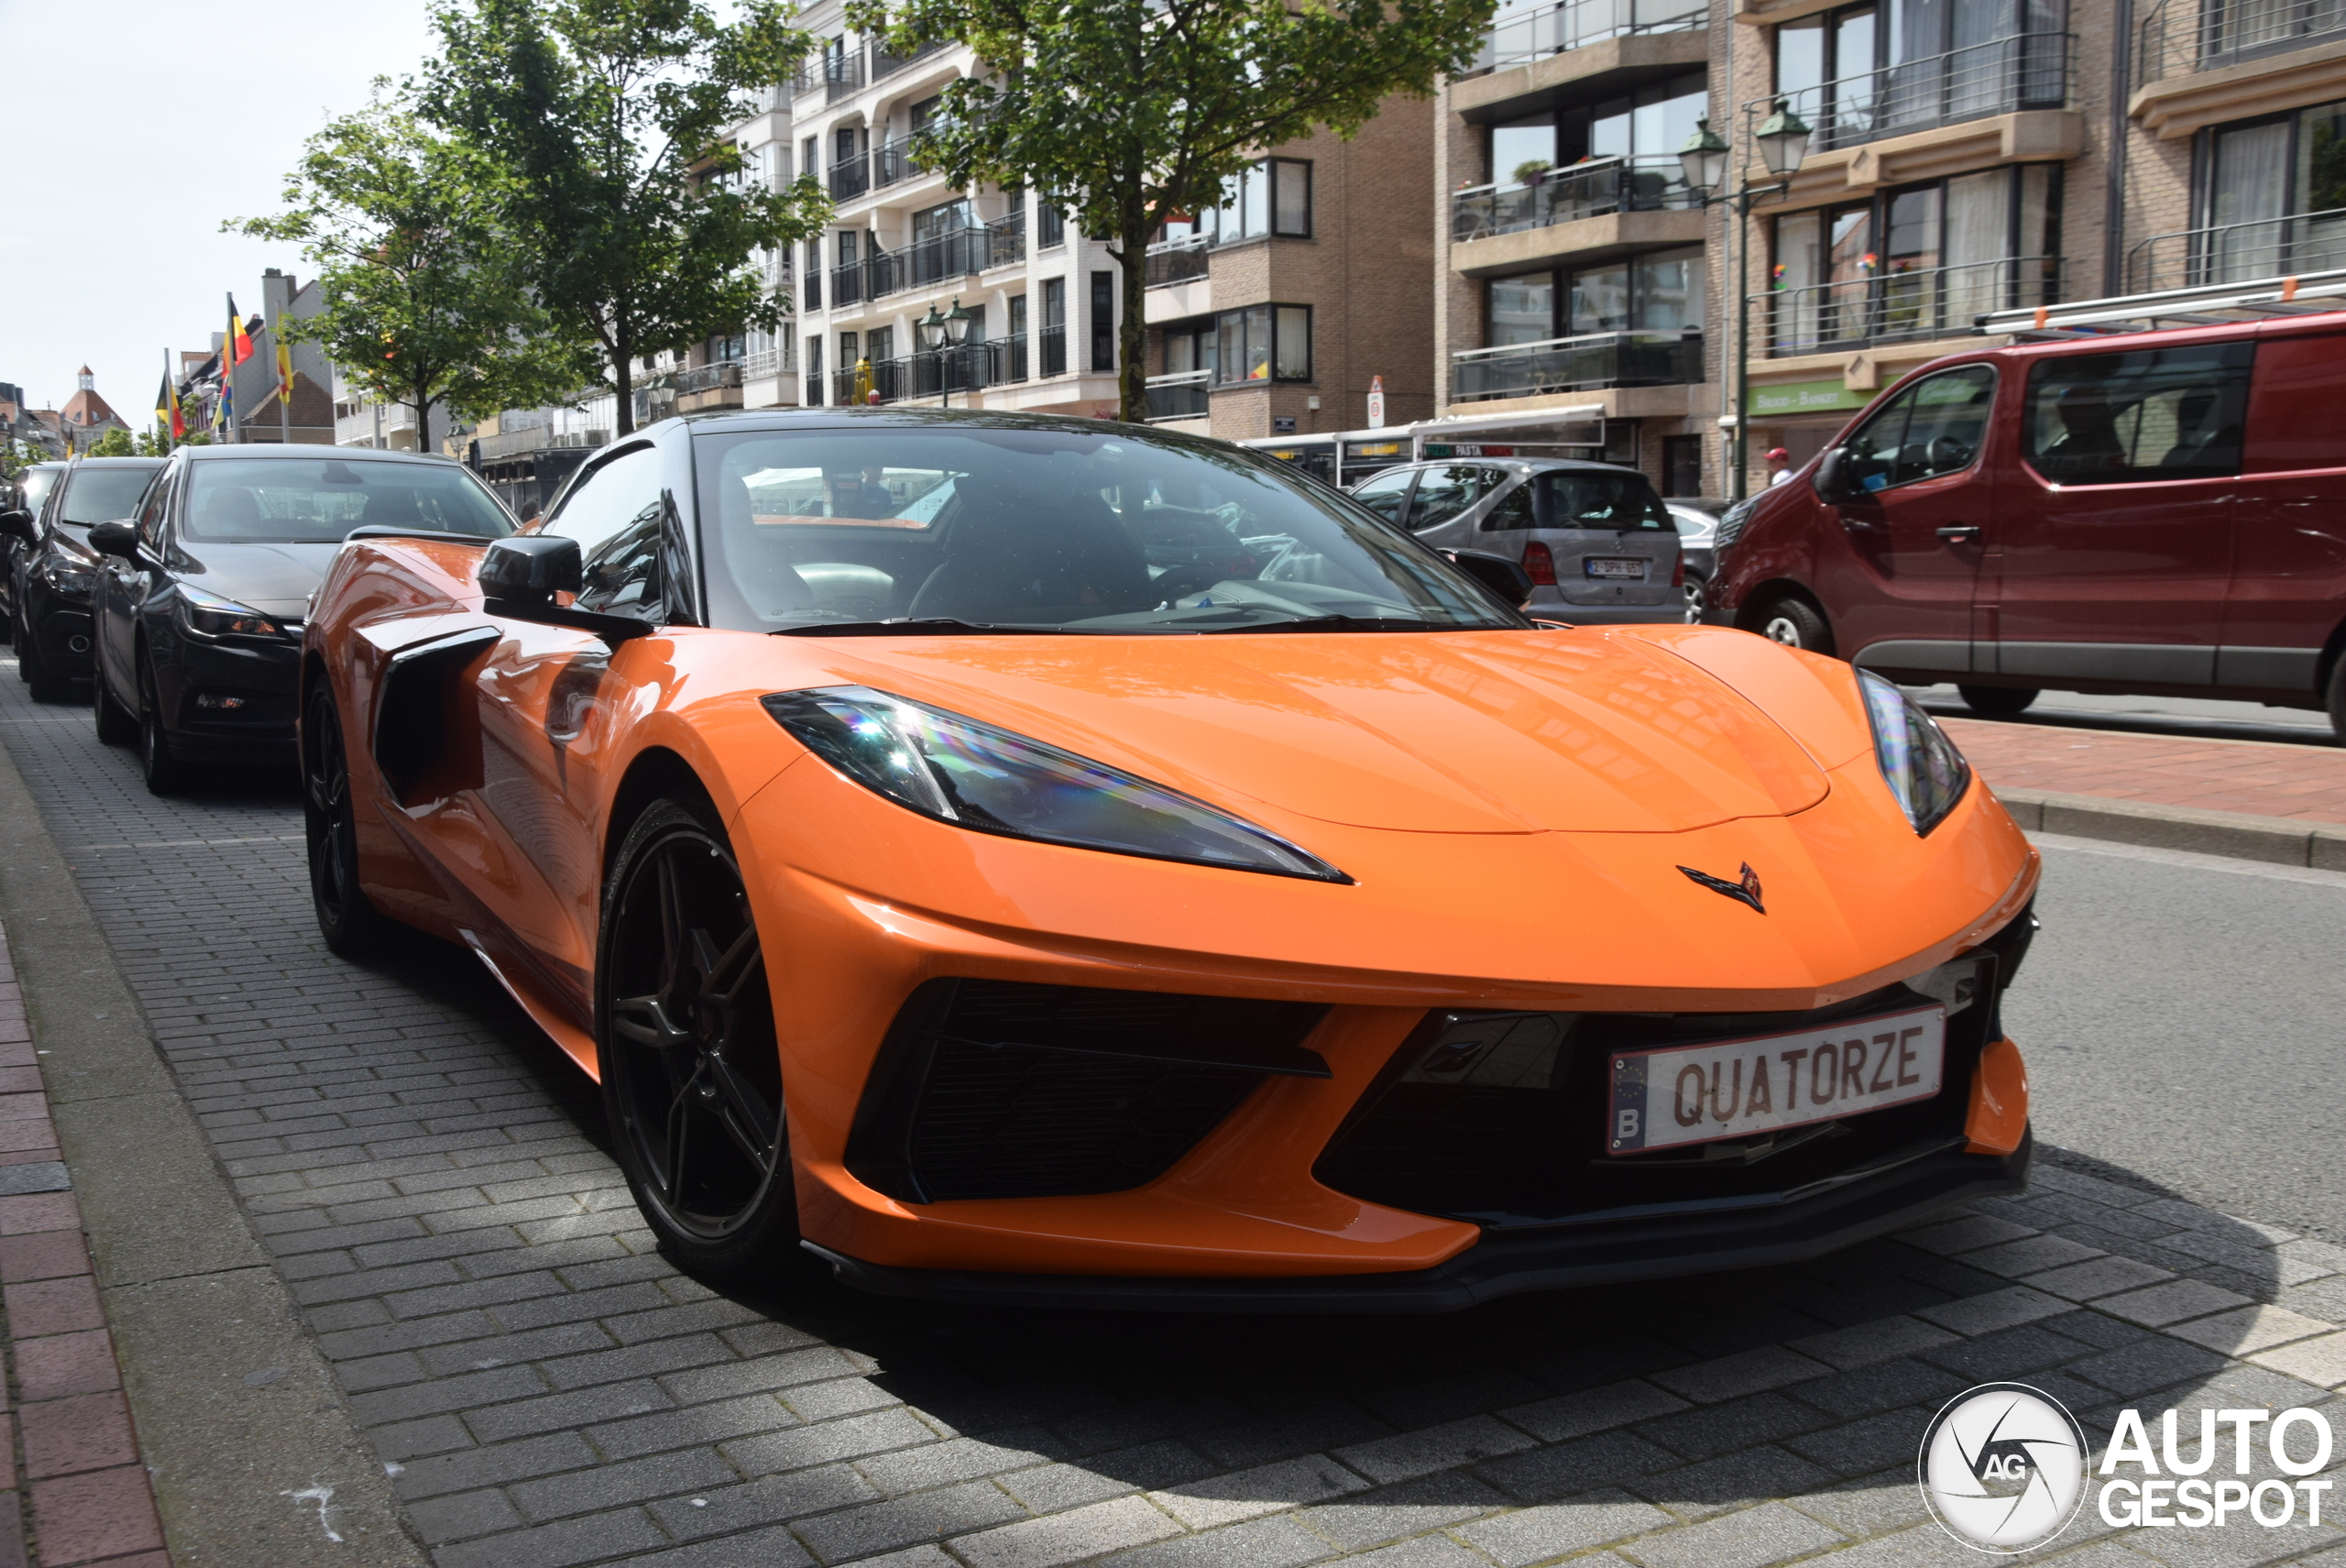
[136,653,188,795]
[1958,685,2040,719]
[92,652,135,744]
[598,798,796,1280]
[302,685,390,954]
[1756,594,1835,657]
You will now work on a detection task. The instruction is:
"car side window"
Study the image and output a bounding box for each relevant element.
[576,514,664,618]
[1479,478,1534,531]
[546,443,663,557]
[2022,343,2253,485]
[1348,468,1417,526]
[1843,365,1996,495]
[138,470,174,550]
[1411,466,1499,531]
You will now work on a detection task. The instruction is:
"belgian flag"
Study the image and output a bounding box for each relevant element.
[227,295,255,367]
[154,371,184,441]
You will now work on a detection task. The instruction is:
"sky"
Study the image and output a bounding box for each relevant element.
[0,0,441,422]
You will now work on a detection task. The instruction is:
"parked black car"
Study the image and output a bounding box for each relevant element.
[5,458,168,700]
[0,461,70,642]
[88,444,516,793]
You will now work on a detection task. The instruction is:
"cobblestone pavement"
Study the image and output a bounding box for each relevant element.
[0,659,2341,1568]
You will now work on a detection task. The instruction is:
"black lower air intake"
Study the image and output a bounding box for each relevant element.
[848,980,1330,1202]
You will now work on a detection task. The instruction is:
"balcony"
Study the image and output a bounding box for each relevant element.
[1144,371,1211,422]
[1453,155,1694,244]
[1451,330,1702,402]
[826,50,867,103]
[677,360,746,411]
[1040,323,1068,378]
[985,210,1026,268]
[829,156,871,203]
[834,340,1025,404]
[742,345,796,378]
[872,136,920,189]
[1466,0,1705,74]
[1145,236,1211,288]
[872,37,948,81]
[2137,0,2346,85]
[1760,32,2071,155]
[2126,207,2346,291]
[1757,257,2061,357]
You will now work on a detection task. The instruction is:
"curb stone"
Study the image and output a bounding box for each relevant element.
[1993,786,2346,870]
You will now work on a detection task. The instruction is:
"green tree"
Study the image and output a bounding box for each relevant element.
[855,0,1494,422]
[87,428,137,457]
[235,86,599,447]
[421,0,831,435]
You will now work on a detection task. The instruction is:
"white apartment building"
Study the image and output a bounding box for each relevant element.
[778,16,1126,413]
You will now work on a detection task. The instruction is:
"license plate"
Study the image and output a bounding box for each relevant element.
[1584,557,1645,579]
[1607,1004,1946,1155]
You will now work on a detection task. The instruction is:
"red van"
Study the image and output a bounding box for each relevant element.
[1707,313,2346,738]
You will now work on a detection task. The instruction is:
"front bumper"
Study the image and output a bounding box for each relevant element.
[158,633,301,762]
[806,1131,2029,1312]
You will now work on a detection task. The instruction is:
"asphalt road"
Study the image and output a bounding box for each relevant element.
[2009,833,2346,1245]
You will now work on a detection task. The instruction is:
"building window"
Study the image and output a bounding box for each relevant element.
[1037,202,1066,248]
[806,335,823,404]
[1041,278,1068,376]
[1486,247,1704,344]
[804,240,823,309]
[1662,434,1703,497]
[2194,101,2346,284]
[1210,305,1311,384]
[1091,272,1115,372]
[1772,0,2066,149]
[1165,323,1215,378]
[1768,164,2057,353]
[1007,294,1029,380]
[1194,159,1313,243]
[839,332,859,370]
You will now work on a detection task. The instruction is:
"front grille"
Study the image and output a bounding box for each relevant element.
[1314,907,2034,1227]
[849,980,1329,1202]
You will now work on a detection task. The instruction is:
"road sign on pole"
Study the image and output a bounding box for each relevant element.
[1366,375,1386,430]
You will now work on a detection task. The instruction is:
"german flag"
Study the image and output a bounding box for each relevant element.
[227,295,255,367]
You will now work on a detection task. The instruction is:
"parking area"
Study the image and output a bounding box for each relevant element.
[0,659,2341,1568]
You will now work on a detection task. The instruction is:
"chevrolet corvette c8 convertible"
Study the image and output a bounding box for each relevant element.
[300,409,2038,1310]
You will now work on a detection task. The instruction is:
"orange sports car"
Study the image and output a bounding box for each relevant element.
[301,409,2037,1310]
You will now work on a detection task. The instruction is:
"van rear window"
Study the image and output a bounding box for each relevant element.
[2023,343,2253,485]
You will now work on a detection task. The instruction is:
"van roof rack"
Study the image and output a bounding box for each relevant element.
[1977,269,2346,339]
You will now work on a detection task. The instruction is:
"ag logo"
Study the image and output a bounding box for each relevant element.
[1918,1383,2087,1553]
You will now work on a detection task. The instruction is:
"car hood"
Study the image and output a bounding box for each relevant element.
[796,628,1840,834]
[173,539,341,620]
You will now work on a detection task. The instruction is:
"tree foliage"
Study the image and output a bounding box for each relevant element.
[234,86,597,446]
[86,429,137,457]
[855,0,1495,421]
[421,0,832,434]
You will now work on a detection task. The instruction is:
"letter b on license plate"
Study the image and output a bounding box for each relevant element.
[1607,1004,1946,1154]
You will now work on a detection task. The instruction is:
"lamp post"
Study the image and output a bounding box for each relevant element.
[917,296,974,408]
[1678,99,1811,502]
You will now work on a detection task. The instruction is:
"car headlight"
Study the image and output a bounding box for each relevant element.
[762,685,1350,882]
[174,587,285,641]
[1857,669,1971,835]
[41,561,93,596]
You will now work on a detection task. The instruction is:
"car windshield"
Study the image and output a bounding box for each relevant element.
[693,423,1527,634]
[1536,472,1672,531]
[183,458,514,543]
[59,466,159,526]
[20,470,60,514]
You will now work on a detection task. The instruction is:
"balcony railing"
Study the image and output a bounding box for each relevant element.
[985,211,1026,268]
[872,136,919,188]
[1451,329,1703,402]
[825,49,867,103]
[1452,154,1694,244]
[2136,0,2346,85]
[1468,0,1705,73]
[677,361,745,396]
[2125,206,2346,291]
[829,258,866,308]
[1144,371,1211,421]
[1755,31,2071,155]
[872,37,948,80]
[833,341,1022,404]
[1759,256,2061,356]
[742,345,796,378]
[1040,323,1068,378]
[829,155,871,203]
[1145,236,1211,289]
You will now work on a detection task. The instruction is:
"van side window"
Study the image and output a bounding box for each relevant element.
[1842,366,1996,495]
[2023,343,2253,485]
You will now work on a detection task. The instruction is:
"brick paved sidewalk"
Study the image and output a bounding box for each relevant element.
[1941,716,2346,825]
[0,925,169,1568]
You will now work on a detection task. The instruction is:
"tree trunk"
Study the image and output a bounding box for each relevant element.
[1118,198,1151,424]
[613,329,636,437]
[413,378,434,458]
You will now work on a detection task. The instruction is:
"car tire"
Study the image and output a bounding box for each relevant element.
[19,627,65,703]
[2327,656,2346,745]
[597,796,798,1284]
[1755,594,1835,656]
[302,685,392,954]
[1958,685,2040,719]
[92,654,136,744]
[137,655,189,795]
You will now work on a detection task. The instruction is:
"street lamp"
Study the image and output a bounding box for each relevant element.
[1678,99,1812,502]
[917,297,974,408]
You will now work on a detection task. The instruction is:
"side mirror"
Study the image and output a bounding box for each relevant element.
[1442,548,1536,610]
[0,510,33,544]
[87,521,141,560]
[1813,446,1858,505]
[477,534,582,609]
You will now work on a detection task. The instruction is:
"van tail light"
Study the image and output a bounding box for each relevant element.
[1521,542,1557,586]
[1672,554,1685,587]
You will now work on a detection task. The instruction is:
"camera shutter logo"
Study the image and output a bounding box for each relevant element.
[1918,1383,2088,1552]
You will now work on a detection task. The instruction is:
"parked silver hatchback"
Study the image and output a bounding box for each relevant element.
[1347,458,1685,624]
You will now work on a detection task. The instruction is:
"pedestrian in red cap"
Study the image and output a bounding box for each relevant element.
[1765,446,1793,487]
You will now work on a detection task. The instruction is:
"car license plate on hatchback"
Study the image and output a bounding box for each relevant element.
[1584,557,1646,579]
[1606,1004,1945,1154]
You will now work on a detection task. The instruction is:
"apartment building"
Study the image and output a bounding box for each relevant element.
[1433,0,2117,497]
[1138,101,1442,442]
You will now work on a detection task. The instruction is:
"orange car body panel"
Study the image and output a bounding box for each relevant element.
[305,534,2038,1280]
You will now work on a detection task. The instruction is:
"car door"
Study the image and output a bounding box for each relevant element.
[2220,321,2346,696]
[95,462,174,705]
[1819,364,1998,673]
[1983,341,2250,686]
[444,439,679,1017]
